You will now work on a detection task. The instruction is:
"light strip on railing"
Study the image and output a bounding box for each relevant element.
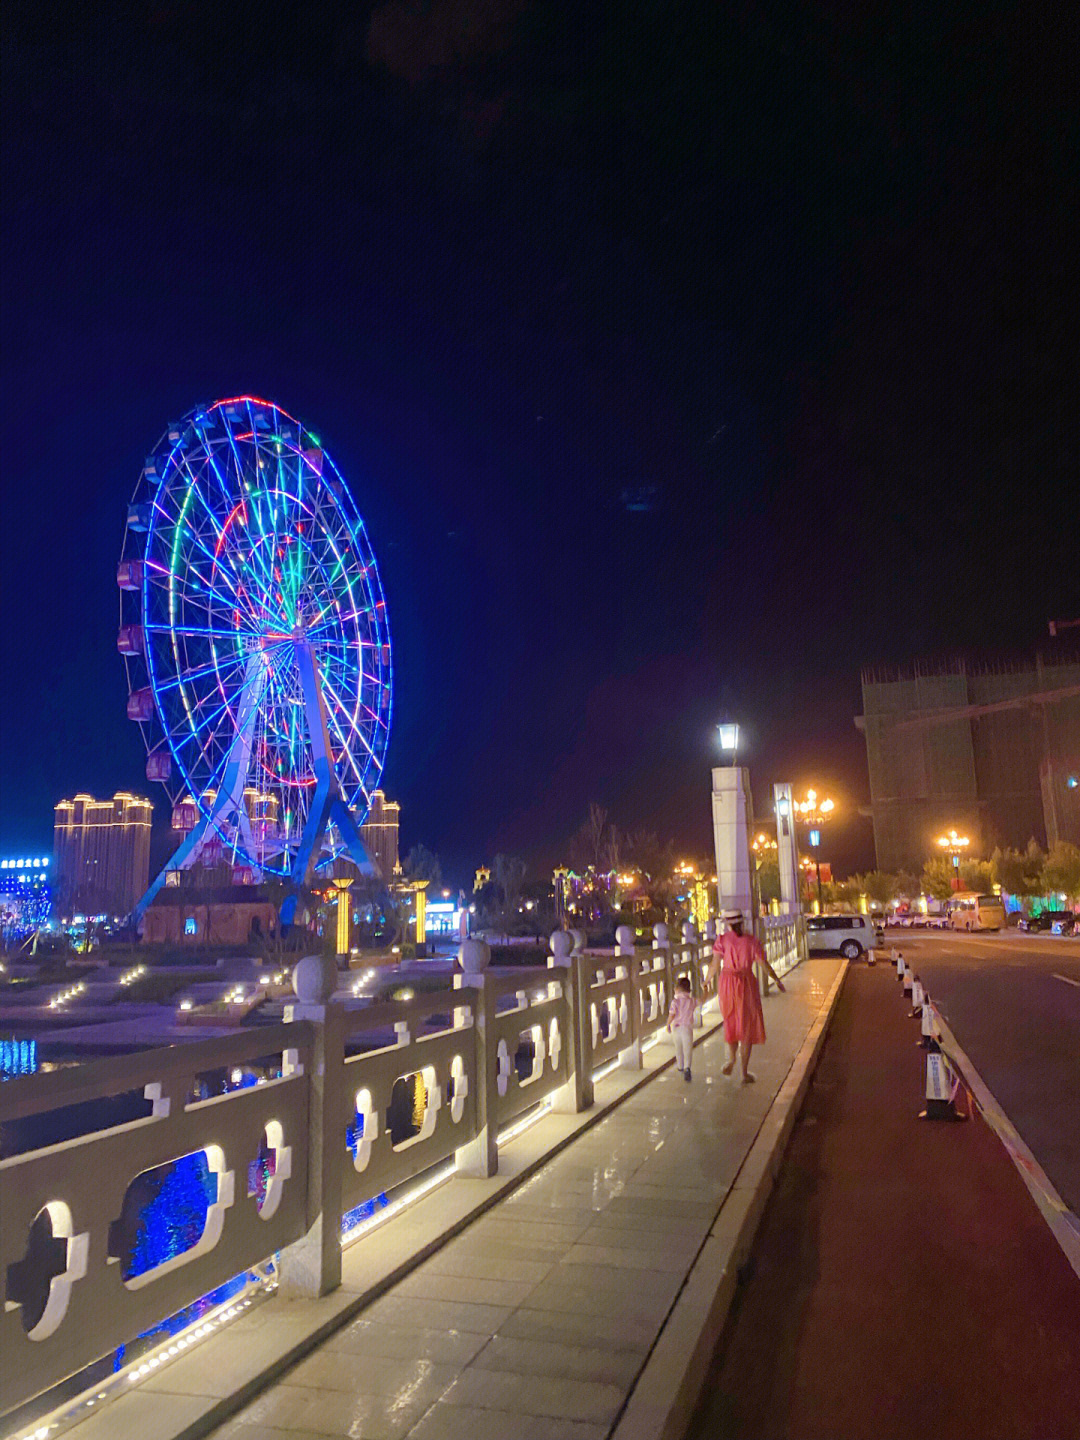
[340,1162,456,1250]
[497,1099,554,1146]
[18,1286,268,1440]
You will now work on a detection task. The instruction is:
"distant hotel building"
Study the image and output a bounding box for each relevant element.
[360,790,401,881]
[53,792,153,917]
[857,651,1080,872]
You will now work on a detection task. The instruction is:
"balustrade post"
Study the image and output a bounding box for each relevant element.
[548,931,593,1111]
[653,922,673,1036]
[703,919,717,1015]
[682,921,704,1027]
[614,925,641,1068]
[279,955,344,1299]
[455,938,498,1177]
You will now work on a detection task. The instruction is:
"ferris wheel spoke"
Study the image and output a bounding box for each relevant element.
[230,495,294,632]
[225,422,287,614]
[171,451,229,549]
[321,673,377,771]
[152,565,258,626]
[171,687,235,744]
[146,622,259,642]
[154,647,250,695]
[172,695,248,790]
[187,448,276,631]
[157,512,263,629]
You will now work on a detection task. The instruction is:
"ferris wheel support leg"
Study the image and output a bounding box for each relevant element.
[132,652,269,923]
[280,641,383,928]
[331,799,379,879]
[132,815,214,921]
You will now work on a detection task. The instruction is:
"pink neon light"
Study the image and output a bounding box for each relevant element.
[210,397,297,423]
[214,499,248,557]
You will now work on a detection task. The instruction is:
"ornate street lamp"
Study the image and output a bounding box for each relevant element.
[935,829,970,891]
[794,789,837,912]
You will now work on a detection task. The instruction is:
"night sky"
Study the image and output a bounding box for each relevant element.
[1,2,1076,881]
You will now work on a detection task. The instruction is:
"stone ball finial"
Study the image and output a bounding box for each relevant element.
[704,919,717,941]
[653,922,670,945]
[614,924,635,951]
[569,928,586,954]
[458,937,491,974]
[550,931,573,961]
[682,921,698,942]
[293,954,338,1004]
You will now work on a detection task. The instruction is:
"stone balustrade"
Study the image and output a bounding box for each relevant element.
[0,922,797,1420]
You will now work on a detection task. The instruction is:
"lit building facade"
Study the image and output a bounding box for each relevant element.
[0,856,53,943]
[359,790,400,882]
[53,792,153,918]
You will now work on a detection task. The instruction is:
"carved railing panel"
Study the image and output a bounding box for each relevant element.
[338,989,480,1210]
[0,1023,312,1415]
[488,970,570,1129]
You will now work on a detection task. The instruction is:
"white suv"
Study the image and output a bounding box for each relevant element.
[805,913,879,959]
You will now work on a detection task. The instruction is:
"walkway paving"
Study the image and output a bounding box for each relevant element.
[150,957,840,1440]
[688,961,1080,1440]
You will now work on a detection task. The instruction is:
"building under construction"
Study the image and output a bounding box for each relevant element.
[857,650,1080,872]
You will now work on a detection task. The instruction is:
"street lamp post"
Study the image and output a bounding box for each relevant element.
[935,829,970,891]
[807,828,823,911]
[793,789,835,914]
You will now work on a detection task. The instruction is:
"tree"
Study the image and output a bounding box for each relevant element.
[859,871,899,907]
[959,858,994,893]
[756,857,780,906]
[403,844,442,889]
[921,857,956,901]
[990,843,1043,903]
[491,854,527,939]
[1041,842,1080,901]
[259,877,321,966]
[585,803,608,871]
[828,878,862,907]
[626,829,671,882]
[894,870,920,900]
[603,823,625,876]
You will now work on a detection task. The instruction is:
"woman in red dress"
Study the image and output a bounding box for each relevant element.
[707,909,786,1083]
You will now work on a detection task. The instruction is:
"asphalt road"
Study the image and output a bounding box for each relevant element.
[876,929,1080,1216]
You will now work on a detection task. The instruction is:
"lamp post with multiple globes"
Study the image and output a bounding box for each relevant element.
[935,829,970,892]
[794,789,836,912]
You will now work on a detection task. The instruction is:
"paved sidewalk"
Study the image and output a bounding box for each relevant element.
[689,962,1080,1440]
[164,957,840,1440]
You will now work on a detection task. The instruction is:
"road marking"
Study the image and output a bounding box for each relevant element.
[931,1009,1080,1282]
[1052,973,1080,988]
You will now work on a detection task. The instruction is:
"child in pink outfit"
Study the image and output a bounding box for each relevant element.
[667,976,696,1082]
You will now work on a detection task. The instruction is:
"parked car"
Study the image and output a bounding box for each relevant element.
[1018,910,1077,935]
[805,913,879,959]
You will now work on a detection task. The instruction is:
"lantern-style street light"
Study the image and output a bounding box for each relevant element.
[717,723,739,765]
[935,829,970,891]
[794,789,836,911]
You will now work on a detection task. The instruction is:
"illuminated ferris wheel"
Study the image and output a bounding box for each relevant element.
[118,397,392,915]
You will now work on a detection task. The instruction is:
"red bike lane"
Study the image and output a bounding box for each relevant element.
[688,961,1080,1440]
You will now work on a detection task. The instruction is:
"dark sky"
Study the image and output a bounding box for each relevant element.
[1,1,1077,882]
